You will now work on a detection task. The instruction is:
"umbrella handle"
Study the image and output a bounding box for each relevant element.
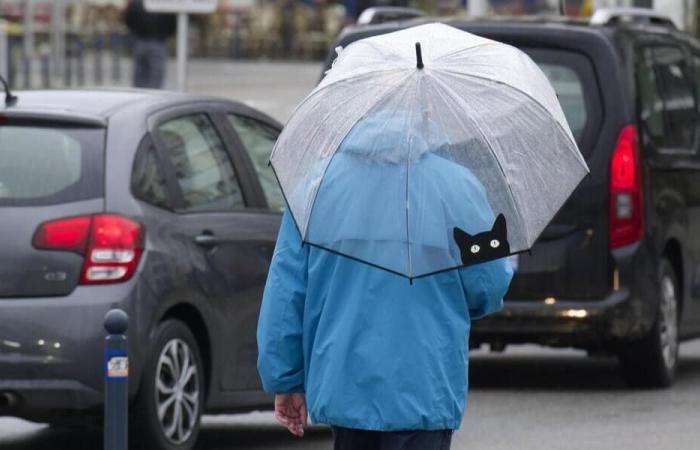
[415,42,424,69]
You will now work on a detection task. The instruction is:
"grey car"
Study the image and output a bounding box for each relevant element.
[0,89,284,449]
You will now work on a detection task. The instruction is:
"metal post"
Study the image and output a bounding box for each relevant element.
[76,36,85,86]
[40,46,50,88]
[0,20,8,81]
[104,309,129,450]
[22,0,34,88]
[176,12,188,91]
[110,32,122,83]
[93,33,104,85]
[51,0,67,85]
[231,14,241,60]
[8,36,18,88]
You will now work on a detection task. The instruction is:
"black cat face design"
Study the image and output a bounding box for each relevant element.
[453,214,511,265]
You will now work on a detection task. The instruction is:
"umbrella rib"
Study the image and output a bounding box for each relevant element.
[404,84,417,279]
[432,41,504,65]
[436,67,585,168]
[270,70,405,163]
[429,74,532,245]
[292,68,407,122]
[301,78,414,244]
[273,71,412,239]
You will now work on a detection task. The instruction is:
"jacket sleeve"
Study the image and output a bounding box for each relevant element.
[256,210,309,393]
[459,257,513,320]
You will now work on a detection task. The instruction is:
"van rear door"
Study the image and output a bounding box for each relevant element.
[505,47,609,300]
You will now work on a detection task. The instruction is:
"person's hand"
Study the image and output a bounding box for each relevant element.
[274,393,307,437]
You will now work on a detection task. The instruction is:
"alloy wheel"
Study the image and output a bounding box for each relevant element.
[155,338,200,445]
[659,275,679,371]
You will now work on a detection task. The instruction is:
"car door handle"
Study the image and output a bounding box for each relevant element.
[194,234,222,247]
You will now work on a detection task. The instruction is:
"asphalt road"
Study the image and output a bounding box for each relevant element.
[3,60,700,449]
[2,341,700,450]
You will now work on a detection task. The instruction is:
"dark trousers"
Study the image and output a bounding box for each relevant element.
[332,426,453,450]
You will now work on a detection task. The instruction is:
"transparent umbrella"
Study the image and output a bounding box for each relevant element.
[270,23,589,280]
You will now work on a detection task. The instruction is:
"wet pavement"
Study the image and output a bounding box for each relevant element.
[2,340,700,450]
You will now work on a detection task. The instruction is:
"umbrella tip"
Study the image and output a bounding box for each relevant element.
[415,42,424,69]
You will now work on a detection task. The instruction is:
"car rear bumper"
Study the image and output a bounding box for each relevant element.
[0,379,102,420]
[0,280,142,419]
[471,285,657,348]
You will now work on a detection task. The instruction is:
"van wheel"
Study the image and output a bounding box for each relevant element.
[131,320,204,450]
[618,259,679,388]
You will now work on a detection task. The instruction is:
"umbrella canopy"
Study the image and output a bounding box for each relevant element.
[270,23,589,279]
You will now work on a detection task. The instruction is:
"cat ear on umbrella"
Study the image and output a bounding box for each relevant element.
[453,227,472,248]
[492,214,507,236]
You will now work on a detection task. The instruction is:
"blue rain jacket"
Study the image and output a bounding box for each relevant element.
[257,210,512,431]
[257,114,513,431]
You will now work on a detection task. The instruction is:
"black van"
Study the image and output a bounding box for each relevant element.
[324,9,700,388]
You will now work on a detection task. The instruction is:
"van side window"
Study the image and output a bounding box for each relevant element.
[131,136,171,209]
[692,53,700,111]
[637,47,666,145]
[652,46,697,149]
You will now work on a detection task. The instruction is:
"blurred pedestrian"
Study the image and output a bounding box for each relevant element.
[124,0,175,89]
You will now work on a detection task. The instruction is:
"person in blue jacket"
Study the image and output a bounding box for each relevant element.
[257,113,514,450]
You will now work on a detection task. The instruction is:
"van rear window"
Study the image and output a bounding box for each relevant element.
[537,63,587,139]
[523,48,601,158]
[0,122,104,206]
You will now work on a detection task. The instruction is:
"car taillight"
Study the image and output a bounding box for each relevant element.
[32,216,92,254]
[33,214,144,284]
[609,125,644,249]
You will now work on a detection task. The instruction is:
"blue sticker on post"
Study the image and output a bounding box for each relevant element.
[105,350,128,381]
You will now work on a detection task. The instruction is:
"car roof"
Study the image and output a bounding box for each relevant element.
[335,14,687,47]
[325,16,618,75]
[0,88,276,127]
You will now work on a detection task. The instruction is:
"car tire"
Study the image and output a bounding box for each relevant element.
[131,319,205,450]
[618,259,680,388]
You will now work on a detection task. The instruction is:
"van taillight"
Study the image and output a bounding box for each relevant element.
[609,125,644,249]
[33,214,144,284]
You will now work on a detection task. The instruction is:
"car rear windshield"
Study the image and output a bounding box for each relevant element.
[0,120,105,206]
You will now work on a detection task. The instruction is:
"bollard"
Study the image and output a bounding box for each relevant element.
[8,37,17,88]
[110,32,122,83]
[76,37,86,86]
[22,56,30,89]
[104,309,129,450]
[39,47,50,88]
[93,33,104,85]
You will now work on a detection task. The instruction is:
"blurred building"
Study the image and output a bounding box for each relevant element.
[0,0,696,69]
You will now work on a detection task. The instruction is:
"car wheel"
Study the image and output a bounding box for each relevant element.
[132,320,204,450]
[618,259,680,388]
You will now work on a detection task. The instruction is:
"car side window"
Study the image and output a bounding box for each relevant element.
[652,46,697,149]
[157,114,245,212]
[131,136,171,209]
[637,46,666,146]
[227,114,285,211]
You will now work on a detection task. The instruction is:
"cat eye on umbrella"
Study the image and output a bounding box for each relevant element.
[270,23,589,280]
